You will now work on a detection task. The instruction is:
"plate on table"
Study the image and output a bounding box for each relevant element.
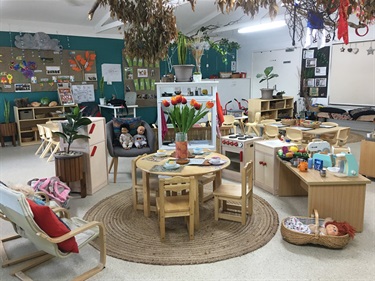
[209,159,226,165]
[163,163,180,170]
[193,151,204,155]
[327,167,340,173]
[155,152,167,157]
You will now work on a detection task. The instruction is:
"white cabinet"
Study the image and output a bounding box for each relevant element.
[60,117,108,195]
[156,81,218,150]
[254,140,294,195]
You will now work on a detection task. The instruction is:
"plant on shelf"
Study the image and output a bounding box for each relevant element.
[189,31,210,74]
[99,77,105,105]
[53,106,92,154]
[173,32,194,82]
[257,66,279,89]
[3,98,10,123]
[256,66,279,99]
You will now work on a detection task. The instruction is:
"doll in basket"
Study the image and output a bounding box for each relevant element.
[284,216,356,238]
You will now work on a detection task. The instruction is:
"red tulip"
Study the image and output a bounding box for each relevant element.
[206,101,214,109]
[162,100,170,107]
[175,95,182,104]
[194,102,201,110]
[181,97,187,104]
[171,96,178,105]
[190,99,197,106]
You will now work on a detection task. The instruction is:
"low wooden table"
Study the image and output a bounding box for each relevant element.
[136,151,230,229]
[278,158,371,232]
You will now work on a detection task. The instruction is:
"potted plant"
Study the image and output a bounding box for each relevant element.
[189,31,210,82]
[53,106,92,198]
[0,99,17,147]
[256,66,279,99]
[173,32,194,82]
[99,77,106,105]
[53,106,92,155]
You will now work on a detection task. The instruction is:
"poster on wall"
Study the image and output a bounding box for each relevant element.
[300,46,330,98]
[58,87,75,105]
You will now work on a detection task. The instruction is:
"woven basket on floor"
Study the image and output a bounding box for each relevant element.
[280,210,351,249]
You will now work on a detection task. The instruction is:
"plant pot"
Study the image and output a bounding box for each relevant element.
[260,88,274,99]
[0,122,17,147]
[55,151,86,198]
[99,98,106,105]
[193,73,202,82]
[173,65,194,82]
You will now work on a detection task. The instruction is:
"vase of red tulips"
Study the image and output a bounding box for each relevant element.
[162,95,214,160]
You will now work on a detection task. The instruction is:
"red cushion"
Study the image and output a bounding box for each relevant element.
[27,199,79,253]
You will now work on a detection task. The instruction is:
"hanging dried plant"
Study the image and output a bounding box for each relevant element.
[88,0,178,62]
[215,0,279,19]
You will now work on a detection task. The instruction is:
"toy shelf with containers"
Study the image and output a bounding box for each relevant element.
[13,105,76,146]
[156,81,218,150]
[248,96,294,121]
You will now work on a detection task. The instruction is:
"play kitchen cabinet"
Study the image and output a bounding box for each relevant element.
[13,105,75,146]
[156,81,218,150]
[248,96,293,121]
[59,117,108,195]
[254,139,294,195]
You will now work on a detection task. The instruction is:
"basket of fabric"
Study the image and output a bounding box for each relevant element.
[280,210,352,249]
[301,121,321,128]
[281,119,296,126]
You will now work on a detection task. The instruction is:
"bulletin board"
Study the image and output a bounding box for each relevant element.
[0,47,97,94]
[123,52,160,107]
[300,46,330,98]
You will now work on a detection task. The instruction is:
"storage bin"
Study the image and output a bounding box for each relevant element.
[19,110,33,120]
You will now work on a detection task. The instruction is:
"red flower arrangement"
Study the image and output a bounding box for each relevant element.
[162,95,214,134]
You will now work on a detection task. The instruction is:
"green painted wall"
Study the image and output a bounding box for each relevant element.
[0,31,236,124]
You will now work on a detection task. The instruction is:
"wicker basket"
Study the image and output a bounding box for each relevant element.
[281,119,296,126]
[280,210,351,249]
[301,121,321,128]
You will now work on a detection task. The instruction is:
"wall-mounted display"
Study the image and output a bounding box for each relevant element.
[0,47,97,93]
[300,46,330,98]
[122,52,159,107]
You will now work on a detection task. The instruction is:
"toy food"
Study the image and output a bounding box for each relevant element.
[31,101,41,107]
[40,97,50,106]
[298,162,308,172]
[49,101,58,107]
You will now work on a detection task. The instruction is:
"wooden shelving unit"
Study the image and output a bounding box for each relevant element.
[248,96,294,121]
[13,105,76,146]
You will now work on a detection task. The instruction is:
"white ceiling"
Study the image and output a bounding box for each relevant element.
[0,0,292,48]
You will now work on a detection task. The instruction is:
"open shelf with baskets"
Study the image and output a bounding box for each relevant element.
[13,105,76,146]
[248,96,294,121]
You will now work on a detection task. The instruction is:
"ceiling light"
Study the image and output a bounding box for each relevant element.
[238,20,286,34]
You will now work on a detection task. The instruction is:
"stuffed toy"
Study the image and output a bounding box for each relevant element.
[284,216,356,239]
[133,125,147,149]
[119,123,133,150]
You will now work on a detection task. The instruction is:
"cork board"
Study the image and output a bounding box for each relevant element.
[0,47,97,93]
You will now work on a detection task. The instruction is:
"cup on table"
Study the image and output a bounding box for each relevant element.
[210,156,221,164]
[165,160,176,168]
[193,147,203,154]
[157,149,166,155]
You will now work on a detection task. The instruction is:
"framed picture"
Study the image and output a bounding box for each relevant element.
[137,68,148,78]
[58,87,75,105]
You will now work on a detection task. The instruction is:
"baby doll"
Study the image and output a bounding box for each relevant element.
[119,123,133,150]
[284,216,356,239]
[133,125,147,149]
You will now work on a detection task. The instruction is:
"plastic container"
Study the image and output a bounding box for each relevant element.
[308,158,313,169]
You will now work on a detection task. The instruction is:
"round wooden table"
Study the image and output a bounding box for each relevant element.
[136,151,230,229]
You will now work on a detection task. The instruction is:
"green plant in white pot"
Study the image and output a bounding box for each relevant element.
[173,32,194,82]
[256,66,279,99]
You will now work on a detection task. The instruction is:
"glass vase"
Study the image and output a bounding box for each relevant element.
[175,132,188,160]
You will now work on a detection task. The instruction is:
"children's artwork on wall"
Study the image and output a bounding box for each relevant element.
[101,63,122,82]
[71,84,95,103]
[137,69,148,78]
[0,47,97,93]
[14,32,62,51]
[15,83,31,92]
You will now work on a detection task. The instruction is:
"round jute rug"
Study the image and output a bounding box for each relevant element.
[83,189,279,265]
[347,132,365,143]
